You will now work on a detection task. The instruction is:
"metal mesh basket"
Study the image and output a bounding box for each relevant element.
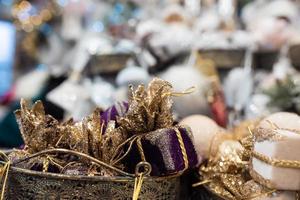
[1,149,181,200]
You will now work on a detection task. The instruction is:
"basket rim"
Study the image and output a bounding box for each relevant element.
[8,165,182,182]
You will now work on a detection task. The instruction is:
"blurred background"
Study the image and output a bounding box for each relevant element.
[0,0,300,147]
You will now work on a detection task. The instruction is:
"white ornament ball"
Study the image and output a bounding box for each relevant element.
[160,65,210,117]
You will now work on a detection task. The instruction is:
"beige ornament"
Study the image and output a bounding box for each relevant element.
[180,115,220,160]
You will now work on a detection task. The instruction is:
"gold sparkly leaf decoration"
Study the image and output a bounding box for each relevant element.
[118,78,174,135]
[15,99,61,153]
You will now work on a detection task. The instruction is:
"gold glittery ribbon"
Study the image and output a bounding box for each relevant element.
[132,173,144,200]
[169,86,196,97]
[250,150,300,190]
[0,162,10,200]
[252,151,300,169]
[136,137,146,162]
[175,128,189,171]
[0,151,11,200]
[161,86,196,99]
[132,162,151,200]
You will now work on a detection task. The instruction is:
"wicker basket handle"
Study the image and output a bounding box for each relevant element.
[13,148,138,177]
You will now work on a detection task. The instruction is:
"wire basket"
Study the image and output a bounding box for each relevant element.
[1,149,181,200]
